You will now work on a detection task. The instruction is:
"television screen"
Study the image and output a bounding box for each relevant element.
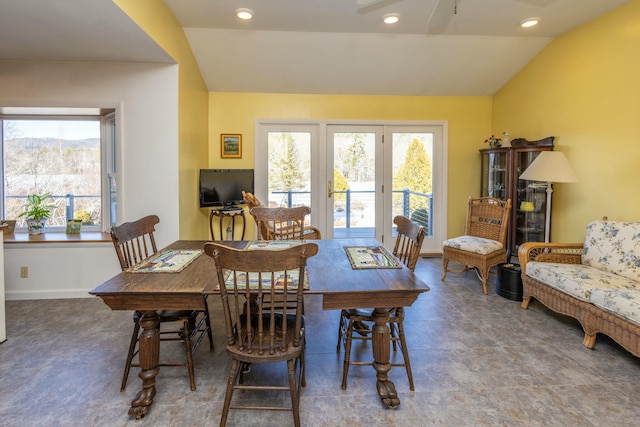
[199,169,254,208]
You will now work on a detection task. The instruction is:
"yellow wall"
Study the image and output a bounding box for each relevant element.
[120,1,639,243]
[209,92,493,239]
[114,0,209,239]
[493,0,640,242]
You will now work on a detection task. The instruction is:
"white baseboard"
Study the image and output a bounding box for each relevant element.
[5,289,95,301]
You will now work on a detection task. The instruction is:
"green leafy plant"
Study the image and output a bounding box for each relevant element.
[18,193,55,220]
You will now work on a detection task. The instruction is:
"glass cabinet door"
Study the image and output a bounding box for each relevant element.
[514,150,547,249]
[481,150,507,200]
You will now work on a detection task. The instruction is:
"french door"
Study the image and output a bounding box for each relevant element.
[256,121,447,253]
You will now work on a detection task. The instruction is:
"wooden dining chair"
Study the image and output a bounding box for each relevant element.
[204,241,318,427]
[243,191,321,240]
[249,205,320,241]
[110,214,213,392]
[249,205,320,312]
[441,196,512,294]
[336,215,425,391]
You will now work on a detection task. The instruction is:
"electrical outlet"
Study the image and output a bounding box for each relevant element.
[20,266,28,278]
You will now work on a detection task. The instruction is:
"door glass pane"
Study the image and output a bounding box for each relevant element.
[333,132,376,238]
[266,131,311,217]
[391,132,433,237]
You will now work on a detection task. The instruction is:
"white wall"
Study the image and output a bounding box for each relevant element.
[4,243,120,300]
[0,60,180,299]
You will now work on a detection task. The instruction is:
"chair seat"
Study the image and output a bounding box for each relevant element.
[443,235,503,255]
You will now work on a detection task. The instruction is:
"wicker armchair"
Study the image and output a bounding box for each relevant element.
[441,197,512,294]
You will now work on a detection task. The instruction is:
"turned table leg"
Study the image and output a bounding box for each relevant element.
[371,307,400,408]
[128,310,160,419]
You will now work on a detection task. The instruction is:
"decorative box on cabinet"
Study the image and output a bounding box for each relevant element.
[480,137,554,258]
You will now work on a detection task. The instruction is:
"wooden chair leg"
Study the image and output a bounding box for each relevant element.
[300,337,306,388]
[441,258,449,280]
[390,322,399,352]
[480,268,489,295]
[202,298,214,351]
[121,319,140,392]
[397,320,414,391]
[341,319,355,390]
[287,358,301,427]
[220,359,240,427]
[182,319,196,391]
[583,333,597,349]
[336,310,346,351]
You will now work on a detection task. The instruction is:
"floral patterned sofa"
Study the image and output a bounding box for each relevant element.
[518,219,640,357]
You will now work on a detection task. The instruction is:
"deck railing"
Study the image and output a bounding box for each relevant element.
[271,188,433,236]
[6,193,100,227]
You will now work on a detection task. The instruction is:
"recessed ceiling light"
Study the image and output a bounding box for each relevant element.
[520,17,540,28]
[236,8,253,20]
[383,13,400,24]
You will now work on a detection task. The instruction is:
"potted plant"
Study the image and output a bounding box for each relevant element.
[18,193,55,235]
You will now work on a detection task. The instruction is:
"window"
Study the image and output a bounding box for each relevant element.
[0,108,116,232]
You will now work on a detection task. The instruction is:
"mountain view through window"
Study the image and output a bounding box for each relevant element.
[2,119,101,228]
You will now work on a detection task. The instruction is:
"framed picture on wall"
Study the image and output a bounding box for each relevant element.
[221,134,242,159]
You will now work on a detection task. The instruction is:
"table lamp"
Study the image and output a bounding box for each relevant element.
[518,151,578,242]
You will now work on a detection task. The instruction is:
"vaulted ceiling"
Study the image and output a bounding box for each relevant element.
[0,0,628,96]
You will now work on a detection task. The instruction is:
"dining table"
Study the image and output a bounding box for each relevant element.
[89,238,430,419]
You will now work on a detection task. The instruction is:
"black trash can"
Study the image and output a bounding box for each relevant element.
[496,263,523,301]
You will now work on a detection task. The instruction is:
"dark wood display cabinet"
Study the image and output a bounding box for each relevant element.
[480,136,554,258]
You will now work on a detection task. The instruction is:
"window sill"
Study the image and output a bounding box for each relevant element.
[3,231,112,244]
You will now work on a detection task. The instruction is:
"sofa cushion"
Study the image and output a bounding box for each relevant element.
[442,236,503,255]
[590,288,640,327]
[526,262,639,302]
[582,220,640,282]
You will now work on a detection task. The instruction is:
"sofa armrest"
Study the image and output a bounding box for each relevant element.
[518,242,584,274]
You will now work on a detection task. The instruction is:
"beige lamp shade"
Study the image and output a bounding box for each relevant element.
[519,151,578,183]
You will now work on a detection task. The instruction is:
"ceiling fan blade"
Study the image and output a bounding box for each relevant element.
[426,0,456,34]
[357,0,403,15]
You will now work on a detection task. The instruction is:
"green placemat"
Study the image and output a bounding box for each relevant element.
[128,249,203,273]
[344,246,401,269]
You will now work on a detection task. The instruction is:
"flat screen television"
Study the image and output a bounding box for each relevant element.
[199,169,255,208]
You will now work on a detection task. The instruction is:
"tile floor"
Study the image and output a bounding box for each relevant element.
[2,257,640,426]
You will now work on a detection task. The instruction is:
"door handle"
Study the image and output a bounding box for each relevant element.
[328,180,333,198]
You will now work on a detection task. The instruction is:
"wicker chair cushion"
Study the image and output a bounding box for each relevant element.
[582,220,640,282]
[590,288,640,327]
[527,261,640,302]
[442,235,503,255]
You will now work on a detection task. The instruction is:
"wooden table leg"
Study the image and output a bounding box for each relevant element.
[128,310,160,419]
[371,308,400,408]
